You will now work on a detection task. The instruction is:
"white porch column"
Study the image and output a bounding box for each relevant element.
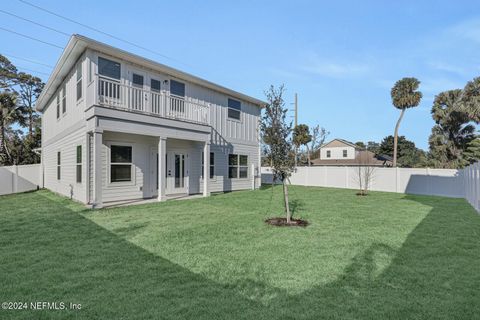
[203,142,210,197]
[92,129,103,208]
[158,137,167,201]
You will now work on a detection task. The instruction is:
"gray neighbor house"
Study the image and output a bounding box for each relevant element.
[36,34,265,208]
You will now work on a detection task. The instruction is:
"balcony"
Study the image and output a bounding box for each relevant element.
[95,77,210,125]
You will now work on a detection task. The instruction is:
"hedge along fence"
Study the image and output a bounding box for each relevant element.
[0,164,41,196]
[261,162,480,212]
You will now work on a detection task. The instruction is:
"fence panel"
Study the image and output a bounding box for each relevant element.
[261,164,479,212]
[0,164,41,196]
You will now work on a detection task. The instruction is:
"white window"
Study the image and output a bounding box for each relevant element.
[202,152,215,179]
[98,57,121,80]
[76,63,82,101]
[57,151,61,180]
[229,154,248,179]
[151,79,161,92]
[76,146,82,183]
[110,145,132,183]
[343,149,347,157]
[56,95,60,119]
[61,84,66,114]
[228,98,241,120]
[326,150,331,158]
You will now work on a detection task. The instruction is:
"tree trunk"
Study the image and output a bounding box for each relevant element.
[283,180,291,223]
[306,145,311,167]
[393,109,405,167]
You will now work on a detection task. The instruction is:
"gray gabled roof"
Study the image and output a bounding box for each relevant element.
[320,138,360,149]
[36,34,267,111]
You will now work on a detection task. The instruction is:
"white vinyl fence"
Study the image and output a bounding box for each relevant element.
[262,162,480,212]
[0,164,41,196]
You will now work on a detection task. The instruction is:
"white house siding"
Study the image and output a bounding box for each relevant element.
[320,146,356,160]
[43,126,87,203]
[42,55,86,143]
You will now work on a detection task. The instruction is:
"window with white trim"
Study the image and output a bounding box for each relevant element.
[76,145,82,183]
[61,84,66,114]
[98,57,120,80]
[228,98,241,120]
[57,151,61,180]
[326,150,331,158]
[228,154,248,179]
[110,145,132,183]
[343,149,347,157]
[56,95,60,119]
[76,63,82,101]
[202,152,215,179]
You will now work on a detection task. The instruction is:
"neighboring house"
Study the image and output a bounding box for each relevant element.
[311,139,392,166]
[36,35,265,208]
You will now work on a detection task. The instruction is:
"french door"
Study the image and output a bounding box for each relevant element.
[150,150,189,196]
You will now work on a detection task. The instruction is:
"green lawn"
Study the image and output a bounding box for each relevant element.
[1,186,479,319]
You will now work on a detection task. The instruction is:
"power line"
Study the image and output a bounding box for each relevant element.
[1,53,54,68]
[0,9,70,37]
[18,0,191,67]
[0,26,63,49]
[16,65,50,76]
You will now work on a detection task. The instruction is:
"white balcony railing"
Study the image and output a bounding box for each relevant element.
[96,77,210,125]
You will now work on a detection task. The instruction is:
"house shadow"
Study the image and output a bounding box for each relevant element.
[273,193,480,319]
[404,172,464,197]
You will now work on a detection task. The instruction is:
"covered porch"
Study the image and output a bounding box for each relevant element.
[85,108,212,208]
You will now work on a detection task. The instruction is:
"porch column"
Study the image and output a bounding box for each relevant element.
[203,141,210,197]
[158,137,167,201]
[92,129,103,208]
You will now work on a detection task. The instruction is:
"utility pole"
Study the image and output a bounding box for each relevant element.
[294,93,298,167]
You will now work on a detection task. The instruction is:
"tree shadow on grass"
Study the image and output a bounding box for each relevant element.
[0,191,272,320]
[277,194,480,319]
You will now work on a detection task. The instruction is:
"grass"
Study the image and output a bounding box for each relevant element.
[0,186,479,319]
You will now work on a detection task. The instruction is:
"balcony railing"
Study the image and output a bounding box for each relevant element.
[96,77,210,125]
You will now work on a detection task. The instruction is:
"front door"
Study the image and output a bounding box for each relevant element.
[166,151,188,194]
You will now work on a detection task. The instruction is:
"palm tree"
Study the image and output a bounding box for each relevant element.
[459,77,480,124]
[0,92,19,164]
[390,77,422,167]
[429,90,476,168]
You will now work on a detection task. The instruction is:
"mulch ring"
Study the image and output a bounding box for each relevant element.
[265,217,309,227]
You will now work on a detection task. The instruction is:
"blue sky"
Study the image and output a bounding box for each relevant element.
[2,0,480,149]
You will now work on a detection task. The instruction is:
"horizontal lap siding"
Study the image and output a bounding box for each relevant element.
[43,127,87,203]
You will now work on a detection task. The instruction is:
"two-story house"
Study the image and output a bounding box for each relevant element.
[36,35,265,208]
[311,139,392,166]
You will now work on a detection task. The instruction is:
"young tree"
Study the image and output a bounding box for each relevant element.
[17,73,44,137]
[354,152,376,196]
[292,124,311,165]
[307,125,329,165]
[390,77,422,167]
[261,85,295,223]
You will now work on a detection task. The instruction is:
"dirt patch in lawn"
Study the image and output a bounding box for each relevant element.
[265,217,309,227]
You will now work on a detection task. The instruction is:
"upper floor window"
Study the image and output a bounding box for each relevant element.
[343,149,348,157]
[326,150,331,158]
[132,73,144,87]
[98,57,120,80]
[56,95,60,119]
[151,79,161,92]
[76,63,82,101]
[170,80,185,97]
[228,98,241,120]
[61,84,66,114]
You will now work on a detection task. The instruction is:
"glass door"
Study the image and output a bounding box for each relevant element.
[166,151,188,194]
